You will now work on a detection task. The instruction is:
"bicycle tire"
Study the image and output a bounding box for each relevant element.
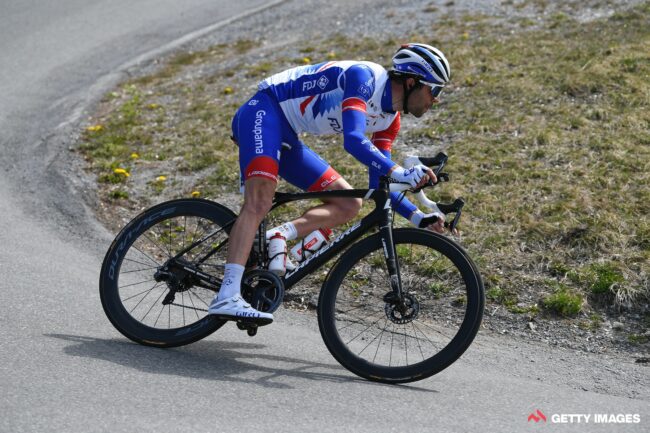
[99,198,237,348]
[317,228,484,383]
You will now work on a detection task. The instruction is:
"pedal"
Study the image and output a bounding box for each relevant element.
[236,321,259,337]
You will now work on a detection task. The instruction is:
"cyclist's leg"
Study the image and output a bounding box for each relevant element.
[209,92,282,323]
[279,141,362,237]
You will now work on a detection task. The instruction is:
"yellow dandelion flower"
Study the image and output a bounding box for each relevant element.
[156,176,167,182]
[462,32,470,40]
[113,168,130,177]
[130,152,139,159]
[223,87,233,95]
[302,57,311,64]
[148,103,160,109]
[86,124,103,132]
[191,191,200,198]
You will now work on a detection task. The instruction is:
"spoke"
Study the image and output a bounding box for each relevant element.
[412,321,444,352]
[187,291,202,321]
[357,317,391,357]
[182,216,186,251]
[120,278,158,289]
[181,291,186,326]
[344,314,385,346]
[122,285,160,302]
[413,317,459,341]
[152,222,173,258]
[336,301,371,316]
[124,256,159,268]
[130,245,162,267]
[193,230,227,262]
[141,232,172,260]
[372,318,390,363]
[153,302,166,327]
[404,325,409,365]
[129,282,161,314]
[141,286,167,323]
[121,266,158,274]
[187,216,208,253]
[337,306,384,332]
[168,218,173,259]
[189,289,211,308]
[390,322,395,367]
[411,321,426,362]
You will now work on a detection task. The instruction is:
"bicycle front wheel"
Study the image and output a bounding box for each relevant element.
[318,229,484,383]
[99,198,236,347]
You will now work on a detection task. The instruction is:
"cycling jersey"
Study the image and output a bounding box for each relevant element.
[232,60,418,220]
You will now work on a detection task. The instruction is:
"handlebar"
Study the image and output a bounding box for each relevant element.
[389,152,464,233]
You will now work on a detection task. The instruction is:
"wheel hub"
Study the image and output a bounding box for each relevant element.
[154,258,196,293]
[384,293,420,324]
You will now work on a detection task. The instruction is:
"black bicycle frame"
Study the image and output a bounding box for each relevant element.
[172,177,405,296]
[273,177,401,293]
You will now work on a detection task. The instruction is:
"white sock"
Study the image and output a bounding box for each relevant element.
[266,222,298,241]
[217,263,245,300]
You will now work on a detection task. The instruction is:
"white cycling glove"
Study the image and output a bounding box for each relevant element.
[410,209,445,229]
[390,164,430,188]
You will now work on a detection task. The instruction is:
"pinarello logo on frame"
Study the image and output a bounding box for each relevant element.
[528,410,547,423]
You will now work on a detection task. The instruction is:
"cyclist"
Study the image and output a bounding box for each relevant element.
[209,43,451,324]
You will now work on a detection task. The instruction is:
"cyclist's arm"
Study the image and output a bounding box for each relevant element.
[367,114,423,223]
[340,66,432,225]
[340,65,397,176]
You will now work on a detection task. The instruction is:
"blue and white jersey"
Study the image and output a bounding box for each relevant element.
[258,61,398,136]
[247,59,418,221]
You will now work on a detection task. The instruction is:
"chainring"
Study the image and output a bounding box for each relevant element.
[241,269,285,314]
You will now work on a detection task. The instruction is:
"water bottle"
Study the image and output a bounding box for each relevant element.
[290,228,332,262]
[267,232,287,276]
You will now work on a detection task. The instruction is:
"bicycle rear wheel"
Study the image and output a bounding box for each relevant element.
[99,198,236,347]
[318,229,484,383]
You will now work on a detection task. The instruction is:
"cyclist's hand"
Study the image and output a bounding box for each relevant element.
[420,212,446,234]
[392,164,437,188]
[418,212,460,236]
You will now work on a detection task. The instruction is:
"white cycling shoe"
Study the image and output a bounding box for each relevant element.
[208,295,273,325]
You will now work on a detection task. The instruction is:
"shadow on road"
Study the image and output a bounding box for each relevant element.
[46,333,437,393]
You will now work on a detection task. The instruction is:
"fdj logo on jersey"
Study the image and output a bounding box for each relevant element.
[302,76,329,91]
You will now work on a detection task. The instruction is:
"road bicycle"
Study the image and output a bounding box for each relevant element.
[99,152,484,383]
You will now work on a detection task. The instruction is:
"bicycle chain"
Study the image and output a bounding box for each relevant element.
[170,302,208,312]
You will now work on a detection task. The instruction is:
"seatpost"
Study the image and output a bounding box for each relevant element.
[378,176,403,300]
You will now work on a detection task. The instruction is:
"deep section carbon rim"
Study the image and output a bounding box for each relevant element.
[318,229,483,383]
[100,200,235,346]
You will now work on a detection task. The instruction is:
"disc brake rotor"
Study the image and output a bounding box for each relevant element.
[385,293,420,324]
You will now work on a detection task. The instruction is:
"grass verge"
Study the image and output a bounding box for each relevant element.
[78,3,650,325]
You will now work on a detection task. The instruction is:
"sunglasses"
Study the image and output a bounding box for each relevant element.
[421,81,444,98]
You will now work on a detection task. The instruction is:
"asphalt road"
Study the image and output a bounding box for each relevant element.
[0,1,648,432]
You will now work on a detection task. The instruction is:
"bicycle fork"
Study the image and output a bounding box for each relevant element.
[379,201,404,305]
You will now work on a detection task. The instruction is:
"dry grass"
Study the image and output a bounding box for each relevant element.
[78,3,650,323]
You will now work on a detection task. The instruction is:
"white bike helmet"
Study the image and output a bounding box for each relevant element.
[391,43,451,86]
[390,43,450,114]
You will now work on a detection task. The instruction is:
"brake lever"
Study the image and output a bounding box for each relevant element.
[439,198,464,232]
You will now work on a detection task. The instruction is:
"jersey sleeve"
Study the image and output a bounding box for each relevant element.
[366,114,419,221]
[340,65,397,176]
